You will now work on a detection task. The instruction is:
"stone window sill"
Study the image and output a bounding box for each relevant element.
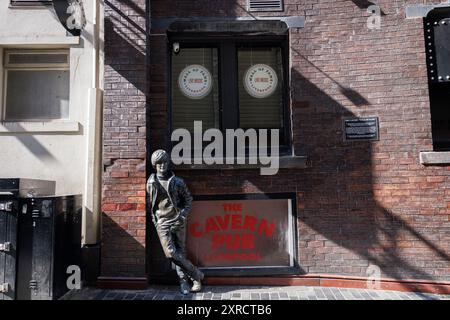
[420,151,450,165]
[173,155,309,170]
[1,36,80,46]
[406,4,450,19]
[0,121,81,133]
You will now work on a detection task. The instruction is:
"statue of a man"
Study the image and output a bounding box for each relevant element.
[146,149,204,294]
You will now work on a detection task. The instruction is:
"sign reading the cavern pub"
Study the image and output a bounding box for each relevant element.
[186,198,294,268]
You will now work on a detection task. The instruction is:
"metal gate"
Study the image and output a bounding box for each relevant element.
[0,197,18,300]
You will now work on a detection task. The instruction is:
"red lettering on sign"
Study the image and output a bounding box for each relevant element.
[223,203,242,212]
[242,233,254,249]
[215,214,230,230]
[203,252,262,262]
[211,233,255,250]
[212,234,225,249]
[188,214,276,238]
[189,222,203,237]
[243,215,257,232]
[231,214,242,230]
[205,217,220,233]
[258,219,276,237]
[227,234,241,250]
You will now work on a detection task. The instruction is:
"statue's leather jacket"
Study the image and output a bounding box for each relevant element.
[146,172,193,225]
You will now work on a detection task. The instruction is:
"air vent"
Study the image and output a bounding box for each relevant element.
[10,0,53,6]
[248,0,283,12]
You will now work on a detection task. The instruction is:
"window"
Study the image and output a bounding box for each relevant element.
[429,86,450,150]
[237,47,284,129]
[2,50,70,121]
[170,37,290,152]
[172,47,220,132]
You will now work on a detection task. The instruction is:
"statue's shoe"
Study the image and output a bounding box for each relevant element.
[180,279,190,295]
[190,280,202,293]
[195,269,204,281]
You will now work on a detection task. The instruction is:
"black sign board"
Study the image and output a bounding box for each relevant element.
[344,117,379,141]
[425,9,450,83]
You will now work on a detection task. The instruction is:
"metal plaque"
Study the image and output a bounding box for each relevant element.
[344,117,379,141]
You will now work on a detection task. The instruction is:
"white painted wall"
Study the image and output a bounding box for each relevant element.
[0,1,103,244]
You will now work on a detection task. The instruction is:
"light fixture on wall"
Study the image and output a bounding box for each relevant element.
[173,42,180,54]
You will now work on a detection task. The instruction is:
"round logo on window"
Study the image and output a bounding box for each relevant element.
[244,64,278,99]
[178,64,212,99]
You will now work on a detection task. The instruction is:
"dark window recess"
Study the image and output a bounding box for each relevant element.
[248,0,283,12]
[429,85,450,151]
[170,37,290,154]
[424,8,450,151]
[10,0,52,6]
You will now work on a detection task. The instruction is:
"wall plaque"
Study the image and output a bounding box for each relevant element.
[178,64,213,99]
[244,64,278,98]
[344,117,379,141]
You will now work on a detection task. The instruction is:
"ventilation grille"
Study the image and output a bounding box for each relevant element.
[10,0,53,6]
[248,0,283,12]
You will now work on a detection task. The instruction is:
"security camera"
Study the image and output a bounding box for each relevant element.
[173,42,180,54]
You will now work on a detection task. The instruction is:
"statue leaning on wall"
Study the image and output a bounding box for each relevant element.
[146,149,204,294]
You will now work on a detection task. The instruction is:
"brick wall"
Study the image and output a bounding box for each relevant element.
[146,0,450,282]
[101,0,450,281]
[101,0,148,277]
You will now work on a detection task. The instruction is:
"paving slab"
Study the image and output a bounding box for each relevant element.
[60,285,450,301]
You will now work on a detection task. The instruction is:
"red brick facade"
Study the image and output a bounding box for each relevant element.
[102,0,450,285]
[101,0,148,276]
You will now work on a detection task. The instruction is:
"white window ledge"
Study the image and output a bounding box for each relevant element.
[406,4,450,19]
[0,36,80,46]
[420,151,450,165]
[174,155,309,170]
[0,121,80,133]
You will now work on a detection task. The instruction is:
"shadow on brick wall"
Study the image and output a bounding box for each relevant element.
[173,46,449,292]
[104,18,147,95]
[101,213,146,276]
[102,0,450,292]
[101,0,152,278]
[290,63,449,292]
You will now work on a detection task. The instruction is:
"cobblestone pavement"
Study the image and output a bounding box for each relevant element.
[61,285,450,300]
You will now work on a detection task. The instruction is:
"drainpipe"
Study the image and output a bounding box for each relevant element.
[82,0,104,284]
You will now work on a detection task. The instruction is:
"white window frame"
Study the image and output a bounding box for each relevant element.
[0,49,3,124]
[1,49,70,122]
